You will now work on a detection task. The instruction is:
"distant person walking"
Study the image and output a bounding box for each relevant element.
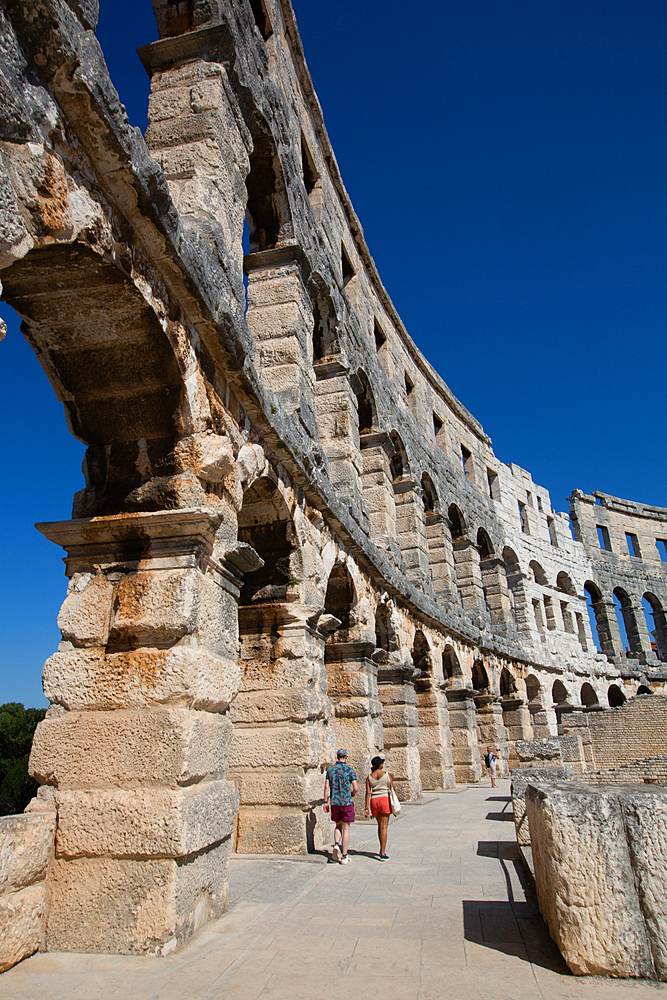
[324,749,358,864]
[486,746,500,788]
[364,754,394,861]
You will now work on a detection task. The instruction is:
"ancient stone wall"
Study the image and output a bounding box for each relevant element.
[0,805,55,972]
[0,0,665,958]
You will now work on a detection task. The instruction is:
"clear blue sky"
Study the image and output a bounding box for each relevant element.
[1,0,666,707]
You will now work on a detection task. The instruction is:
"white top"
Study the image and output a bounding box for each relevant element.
[368,771,390,799]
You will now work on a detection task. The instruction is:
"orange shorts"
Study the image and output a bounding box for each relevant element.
[370,796,391,817]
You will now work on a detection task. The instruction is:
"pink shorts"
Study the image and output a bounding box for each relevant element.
[331,803,355,824]
[370,796,391,817]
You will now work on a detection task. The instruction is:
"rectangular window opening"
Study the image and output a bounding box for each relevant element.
[433,413,443,440]
[625,533,641,558]
[657,539,667,562]
[576,612,588,651]
[404,372,414,397]
[249,0,273,41]
[461,445,472,478]
[597,525,612,552]
[518,500,529,534]
[374,319,386,353]
[487,469,500,501]
[300,134,318,196]
[341,243,355,286]
[561,602,575,634]
[547,517,558,547]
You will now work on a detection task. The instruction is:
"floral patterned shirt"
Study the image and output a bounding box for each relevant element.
[326,762,357,806]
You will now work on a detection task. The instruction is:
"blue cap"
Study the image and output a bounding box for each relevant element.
[337,748,348,758]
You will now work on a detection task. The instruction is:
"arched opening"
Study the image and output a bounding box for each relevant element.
[442,645,462,685]
[246,132,290,253]
[500,668,516,698]
[530,561,548,586]
[642,593,667,661]
[552,680,569,705]
[353,370,376,435]
[556,572,575,595]
[472,660,489,693]
[324,563,356,642]
[477,528,506,623]
[526,675,541,703]
[420,474,448,601]
[412,631,432,674]
[502,547,522,623]
[477,527,493,561]
[608,684,626,708]
[421,473,437,515]
[637,685,652,695]
[613,587,642,655]
[375,602,397,654]
[389,431,408,483]
[310,276,338,364]
[580,682,598,707]
[448,505,466,541]
[584,581,609,654]
[238,477,296,604]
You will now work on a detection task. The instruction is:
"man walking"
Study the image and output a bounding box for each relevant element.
[323,749,358,864]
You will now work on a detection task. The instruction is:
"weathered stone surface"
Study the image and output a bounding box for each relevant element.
[510,766,573,845]
[0,813,55,893]
[526,781,667,980]
[515,738,562,764]
[55,780,239,859]
[0,883,47,972]
[30,709,233,788]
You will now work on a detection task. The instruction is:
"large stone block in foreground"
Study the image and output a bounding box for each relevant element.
[510,766,573,846]
[526,781,667,980]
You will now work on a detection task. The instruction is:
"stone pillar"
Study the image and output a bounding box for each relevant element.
[30,510,250,955]
[507,570,532,636]
[528,699,553,739]
[245,245,317,437]
[360,432,398,545]
[453,539,485,617]
[415,676,455,790]
[377,663,422,800]
[424,513,458,604]
[480,556,511,626]
[446,687,482,782]
[394,476,431,592]
[474,694,509,776]
[314,358,364,510]
[500,697,532,769]
[324,641,384,795]
[229,606,333,855]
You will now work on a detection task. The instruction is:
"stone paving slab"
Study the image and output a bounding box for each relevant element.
[1,780,666,998]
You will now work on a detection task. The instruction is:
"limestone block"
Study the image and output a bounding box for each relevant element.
[235,806,311,855]
[231,688,328,725]
[510,766,573,846]
[42,646,240,712]
[30,709,233,789]
[109,569,199,647]
[46,837,232,954]
[334,698,373,719]
[526,781,667,979]
[57,572,113,647]
[0,814,55,894]
[56,780,239,859]
[0,883,46,973]
[516,738,562,764]
[232,769,322,807]
[230,725,327,770]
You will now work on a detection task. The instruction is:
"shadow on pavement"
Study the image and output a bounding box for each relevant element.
[485,810,515,822]
[462,899,570,974]
[486,795,511,803]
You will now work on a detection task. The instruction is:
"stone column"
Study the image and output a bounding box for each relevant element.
[360,432,398,548]
[29,510,252,955]
[480,556,512,626]
[377,663,422,800]
[528,698,553,739]
[245,245,317,437]
[394,476,431,593]
[415,676,455,790]
[424,513,458,605]
[324,641,384,796]
[446,687,482,782]
[314,358,365,510]
[453,539,485,617]
[500,697,532,769]
[229,606,333,855]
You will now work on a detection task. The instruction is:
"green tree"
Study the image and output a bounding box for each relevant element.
[0,703,46,815]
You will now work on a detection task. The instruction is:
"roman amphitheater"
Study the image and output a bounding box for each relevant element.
[0,0,666,978]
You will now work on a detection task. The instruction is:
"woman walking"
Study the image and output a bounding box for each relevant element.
[364,755,395,861]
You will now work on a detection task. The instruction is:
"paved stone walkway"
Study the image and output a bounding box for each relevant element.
[1,781,665,999]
